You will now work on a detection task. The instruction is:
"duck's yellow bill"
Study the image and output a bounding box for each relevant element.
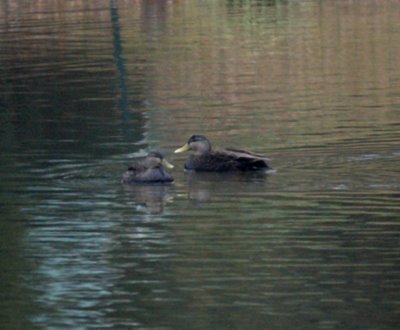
[174,143,190,153]
[162,159,174,169]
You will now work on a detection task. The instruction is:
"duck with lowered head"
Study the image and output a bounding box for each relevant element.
[174,135,271,172]
[122,152,174,184]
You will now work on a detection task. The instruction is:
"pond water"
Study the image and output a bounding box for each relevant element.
[1,0,399,329]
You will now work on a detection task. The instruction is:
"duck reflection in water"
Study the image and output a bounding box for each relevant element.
[123,184,173,214]
[175,134,272,172]
[122,152,174,214]
[185,171,269,204]
[121,151,174,184]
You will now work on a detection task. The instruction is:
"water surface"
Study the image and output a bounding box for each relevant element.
[1,0,399,329]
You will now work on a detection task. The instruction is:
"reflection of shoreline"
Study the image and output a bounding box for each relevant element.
[123,184,173,214]
[184,171,270,203]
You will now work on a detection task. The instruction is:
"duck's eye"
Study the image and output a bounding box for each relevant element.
[190,135,204,143]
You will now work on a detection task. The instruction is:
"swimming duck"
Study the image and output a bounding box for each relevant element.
[174,135,271,172]
[121,152,174,183]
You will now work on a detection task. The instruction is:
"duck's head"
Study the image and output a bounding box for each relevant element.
[145,151,174,169]
[174,135,211,156]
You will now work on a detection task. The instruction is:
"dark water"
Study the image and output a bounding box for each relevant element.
[1,0,399,329]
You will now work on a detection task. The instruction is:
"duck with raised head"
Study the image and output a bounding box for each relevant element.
[174,135,271,172]
[122,152,174,183]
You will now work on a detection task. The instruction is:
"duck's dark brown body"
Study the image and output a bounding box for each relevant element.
[122,152,174,183]
[175,135,271,172]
